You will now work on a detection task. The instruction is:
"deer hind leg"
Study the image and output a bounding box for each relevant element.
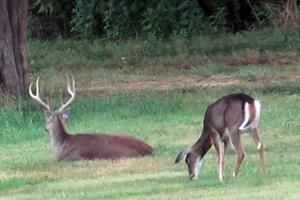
[228,130,245,178]
[250,128,266,175]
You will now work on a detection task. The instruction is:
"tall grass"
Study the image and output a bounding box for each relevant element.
[28,28,300,73]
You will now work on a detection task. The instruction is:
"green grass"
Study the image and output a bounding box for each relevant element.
[28,28,300,74]
[1,84,300,199]
[3,28,300,199]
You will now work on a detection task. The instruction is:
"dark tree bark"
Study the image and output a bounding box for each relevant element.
[0,0,28,95]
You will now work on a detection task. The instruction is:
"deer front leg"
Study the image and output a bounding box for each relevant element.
[212,135,223,181]
[212,134,229,182]
[250,128,266,175]
[229,132,245,178]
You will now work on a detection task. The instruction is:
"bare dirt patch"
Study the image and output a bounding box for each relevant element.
[77,75,240,96]
[228,51,298,66]
[75,71,300,96]
[33,64,300,96]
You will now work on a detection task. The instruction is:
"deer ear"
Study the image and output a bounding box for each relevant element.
[174,149,188,163]
[61,107,71,119]
[44,111,51,117]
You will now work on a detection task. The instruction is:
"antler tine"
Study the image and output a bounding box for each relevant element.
[58,75,76,112]
[67,75,75,95]
[29,77,51,111]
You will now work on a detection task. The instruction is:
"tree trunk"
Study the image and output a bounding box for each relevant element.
[0,0,28,95]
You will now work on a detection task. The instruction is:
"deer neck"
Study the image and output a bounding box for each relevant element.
[50,116,69,145]
[192,130,212,158]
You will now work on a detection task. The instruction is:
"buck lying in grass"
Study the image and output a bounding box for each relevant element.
[29,76,153,161]
[175,93,266,181]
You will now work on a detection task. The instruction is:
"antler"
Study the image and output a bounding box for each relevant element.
[29,77,51,111]
[58,75,76,112]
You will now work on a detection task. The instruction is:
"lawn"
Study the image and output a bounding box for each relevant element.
[2,29,300,199]
[1,73,300,199]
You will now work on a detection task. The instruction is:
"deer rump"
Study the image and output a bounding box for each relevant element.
[204,93,261,135]
[57,133,153,161]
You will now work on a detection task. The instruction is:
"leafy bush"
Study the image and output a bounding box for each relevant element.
[28,0,209,39]
[28,0,74,39]
[28,0,300,39]
[70,0,101,38]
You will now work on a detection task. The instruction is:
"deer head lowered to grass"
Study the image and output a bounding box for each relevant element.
[29,76,153,161]
[175,93,266,181]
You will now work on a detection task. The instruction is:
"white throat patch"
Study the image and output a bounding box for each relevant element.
[193,156,202,179]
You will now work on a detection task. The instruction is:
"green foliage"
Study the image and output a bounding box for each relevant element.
[103,0,131,39]
[142,1,176,37]
[254,2,280,26]
[71,0,101,38]
[175,1,207,36]
[28,0,300,39]
[28,0,209,39]
[208,6,227,31]
[28,0,74,39]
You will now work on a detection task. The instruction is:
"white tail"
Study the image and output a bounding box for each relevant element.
[239,100,261,131]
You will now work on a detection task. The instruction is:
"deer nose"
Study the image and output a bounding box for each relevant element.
[190,175,197,181]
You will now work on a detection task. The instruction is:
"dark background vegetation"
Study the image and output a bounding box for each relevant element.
[28,0,300,40]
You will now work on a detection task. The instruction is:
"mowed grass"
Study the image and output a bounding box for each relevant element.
[1,84,300,200]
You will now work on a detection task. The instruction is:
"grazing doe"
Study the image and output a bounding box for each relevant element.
[175,93,266,181]
[29,76,153,161]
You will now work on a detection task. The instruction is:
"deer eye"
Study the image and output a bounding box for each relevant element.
[47,116,53,122]
[62,114,69,119]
